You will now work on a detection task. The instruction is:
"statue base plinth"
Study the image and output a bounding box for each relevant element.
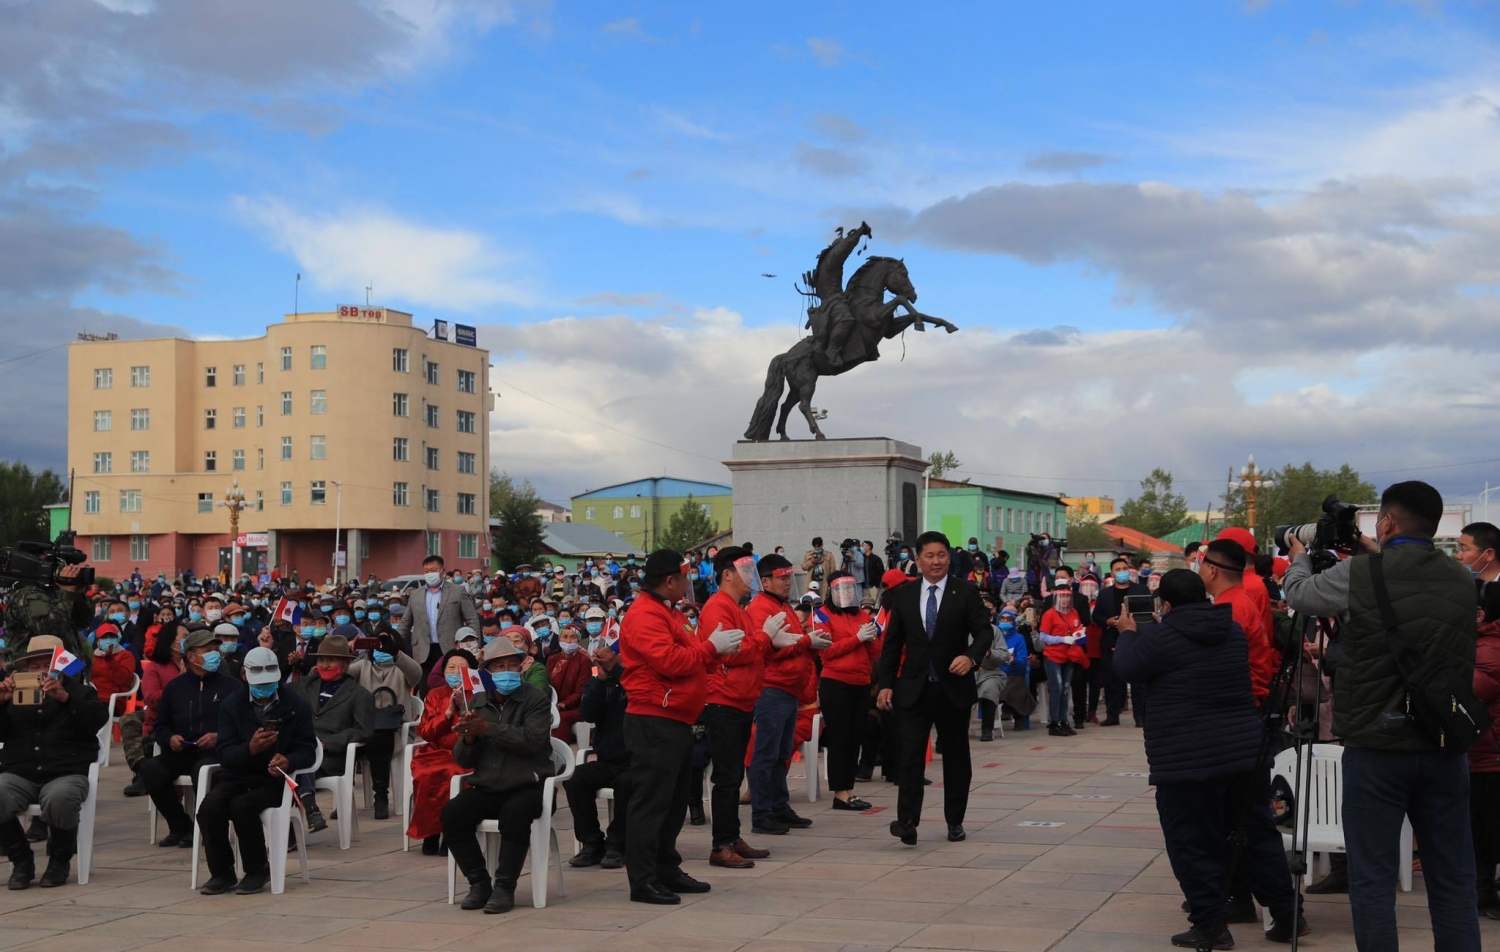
[725,438,927,553]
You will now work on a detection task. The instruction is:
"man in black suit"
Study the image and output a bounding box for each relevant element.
[877,531,994,845]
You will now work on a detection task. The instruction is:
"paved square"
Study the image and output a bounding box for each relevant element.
[1,727,1487,952]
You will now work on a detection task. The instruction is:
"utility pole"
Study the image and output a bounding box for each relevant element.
[218,478,248,581]
[1229,455,1276,534]
[332,480,344,584]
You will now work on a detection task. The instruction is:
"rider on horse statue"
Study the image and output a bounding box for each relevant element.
[806,220,873,369]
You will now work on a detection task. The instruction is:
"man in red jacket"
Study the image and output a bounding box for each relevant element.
[745,554,829,835]
[620,549,745,906]
[1217,528,1274,638]
[1205,537,1277,705]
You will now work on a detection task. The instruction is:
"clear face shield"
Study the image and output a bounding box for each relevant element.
[829,577,859,610]
[734,556,762,596]
[676,562,699,607]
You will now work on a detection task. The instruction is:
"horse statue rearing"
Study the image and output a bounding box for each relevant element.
[743,252,958,442]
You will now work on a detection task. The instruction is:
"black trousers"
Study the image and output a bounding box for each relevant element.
[363,729,396,793]
[623,714,692,890]
[140,748,219,835]
[819,678,869,792]
[895,681,973,827]
[1072,662,1103,721]
[859,700,887,772]
[564,759,630,851]
[1474,772,1500,893]
[417,649,441,697]
[441,784,543,886]
[197,774,285,879]
[699,703,753,850]
[1155,771,1297,928]
[1100,629,1126,716]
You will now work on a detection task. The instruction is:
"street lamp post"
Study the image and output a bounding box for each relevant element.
[218,478,248,582]
[1480,481,1500,523]
[1229,455,1276,534]
[332,480,344,584]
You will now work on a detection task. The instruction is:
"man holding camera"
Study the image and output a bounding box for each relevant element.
[1283,481,1482,952]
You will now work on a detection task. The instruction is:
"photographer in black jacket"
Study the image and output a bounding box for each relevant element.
[1283,481,1481,952]
[565,634,631,869]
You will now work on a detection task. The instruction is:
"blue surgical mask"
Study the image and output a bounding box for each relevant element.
[354,610,366,621]
[97,637,119,652]
[968,543,978,551]
[109,612,126,623]
[629,581,639,590]
[493,671,522,695]
[1140,567,1153,577]
[334,614,351,626]
[201,651,223,673]
[482,603,493,612]
[586,621,603,636]
[127,600,141,611]
[313,626,327,638]
[1114,570,1132,584]
[230,615,245,627]
[189,611,203,622]
[998,622,1015,632]
[249,682,278,700]
[534,627,550,639]
[608,609,617,619]
[220,642,239,655]
[560,641,580,654]
[445,672,463,690]
[373,650,394,665]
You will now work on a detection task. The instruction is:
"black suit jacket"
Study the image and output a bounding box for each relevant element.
[878,577,994,709]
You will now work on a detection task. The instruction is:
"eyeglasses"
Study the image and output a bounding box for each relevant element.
[244,664,279,678]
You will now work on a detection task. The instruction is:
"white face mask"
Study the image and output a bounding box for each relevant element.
[205,609,222,623]
[424,571,442,588]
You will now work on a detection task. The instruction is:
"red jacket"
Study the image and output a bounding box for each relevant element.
[546,648,593,713]
[698,591,766,711]
[1039,606,1084,663]
[747,593,814,697]
[818,608,879,686]
[1217,584,1275,702]
[619,593,716,724]
[1471,619,1500,773]
[91,647,138,715]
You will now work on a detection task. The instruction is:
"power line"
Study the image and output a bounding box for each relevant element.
[0,342,67,370]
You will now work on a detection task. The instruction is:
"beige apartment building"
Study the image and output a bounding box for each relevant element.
[66,308,491,581]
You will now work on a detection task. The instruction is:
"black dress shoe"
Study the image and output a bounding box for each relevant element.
[460,878,493,910]
[688,803,706,826]
[1171,924,1233,950]
[236,870,270,895]
[831,797,871,811]
[157,831,192,849]
[600,849,624,869]
[773,808,813,829]
[570,843,606,868]
[483,884,516,914]
[1100,716,1121,726]
[1264,911,1310,942]
[947,824,966,842]
[979,731,994,742]
[7,857,35,891]
[889,820,917,846]
[198,874,238,896]
[661,871,712,894]
[38,856,70,888]
[751,816,790,835]
[630,882,682,905]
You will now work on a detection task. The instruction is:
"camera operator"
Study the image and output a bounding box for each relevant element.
[859,541,886,602]
[1283,481,1482,952]
[802,538,834,590]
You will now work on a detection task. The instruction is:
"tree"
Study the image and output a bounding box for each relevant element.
[1064,512,1113,552]
[927,450,962,480]
[0,461,67,547]
[658,495,720,554]
[489,470,546,571]
[1116,468,1191,539]
[1222,462,1377,543]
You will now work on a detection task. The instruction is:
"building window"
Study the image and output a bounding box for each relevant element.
[256,490,263,511]
[232,449,245,471]
[204,408,217,430]
[281,392,292,415]
[233,364,245,386]
[310,345,326,370]
[92,536,112,561]
[359,533,370,559]
[130,408,149,430]
[256,362,264,384]
[424,360,439,385]
[425,446,440,470]
[424,404,439,428]
[612,505,624,519]
[131,365,150,387]
[629,505,641,519]
[393,393,408,417]
[310,481,327,505]
[232,407,245,428]
[93,410,112,431]
[426,530,442,556]
[281,482,292,506]
[456,410,476,433]
[93,452,112,474]
[310,390,326,414]
[197,492,213,514]
[281,347,292,371]
[130,534,149,561]
[393,481,409,506]
[204,450,217,472]
[425,488,439,512]
[457,369,476,394]
[204,366,217,388]
[310,435,326,460]
[584,506,596,520]
[256,406,264,427]
[393,437,408,462]
[281,436,292,461]
[457,451,475,474]
[84,491,100,514]
[459,533,479,559]
[257,448,264,470]
[130,450,149,473]
[119,489,142,513]
[393,348,409,373]
[457,492,476,515]
[94,368,112,389]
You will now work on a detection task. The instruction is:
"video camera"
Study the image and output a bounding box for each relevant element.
[1274,495,1361,563]
[0,530,94,589]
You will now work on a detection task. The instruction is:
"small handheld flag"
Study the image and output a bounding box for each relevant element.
[49,646,85,678]
[271,596,302,627]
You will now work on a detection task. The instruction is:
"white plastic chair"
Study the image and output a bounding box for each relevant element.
[800,712,824,802]
[445,737,576,909]
[315,742,361,849]
[359,716,421,811]
[189,741,324,894]
[102,673,142,767]
[549,687,561,730]
[147,774,196,843]
[399,738,429,850]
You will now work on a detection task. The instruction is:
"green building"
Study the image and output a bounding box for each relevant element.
[572,477,733,552]
[925,478,1068,561]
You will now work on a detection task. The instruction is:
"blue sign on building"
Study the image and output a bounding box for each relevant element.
[455,323,477,347]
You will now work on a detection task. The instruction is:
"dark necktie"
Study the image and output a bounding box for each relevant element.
[925,584,938,640]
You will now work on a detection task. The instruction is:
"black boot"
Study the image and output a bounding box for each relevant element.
[422,834,442,856]
[2,819,35,891]
[373,783,390,821]
[485,840,528,914]
[1171,923,1233,950]
[979,701,995,742]
[459,869,492,910]
[39,826,75,888]
[1306,854,1348,894]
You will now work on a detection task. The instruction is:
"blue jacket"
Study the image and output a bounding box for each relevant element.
[1002,629,1029,678]
[152,670,243,748]
[1113,600,1263,785]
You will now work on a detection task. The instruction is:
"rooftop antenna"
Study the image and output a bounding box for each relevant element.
[295,273,301,316]
[365,282,373,306]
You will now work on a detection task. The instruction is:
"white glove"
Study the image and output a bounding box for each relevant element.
[807,630,833,650]
[762,612,789,640]
[1062,635,1079,646]
[707,624,745,655]
[770,627,803,649]
[856,622,879,643]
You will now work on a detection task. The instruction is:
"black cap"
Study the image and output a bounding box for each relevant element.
[643,548,685,578]
[757,553,794,577]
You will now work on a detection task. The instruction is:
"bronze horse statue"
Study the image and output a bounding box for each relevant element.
[744,255,958,441]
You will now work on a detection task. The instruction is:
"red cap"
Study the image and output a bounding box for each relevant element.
[1216,527,1257,555]
[1272,557,1290,577]
[882,569,911,590]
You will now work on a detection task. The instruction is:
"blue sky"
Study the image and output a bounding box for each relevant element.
[7,0,1500,509]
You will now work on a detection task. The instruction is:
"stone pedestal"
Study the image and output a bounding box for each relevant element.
[725,438,927,553]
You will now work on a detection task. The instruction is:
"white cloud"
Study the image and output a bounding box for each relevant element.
[806,37,846,67]
[236,198,533,311]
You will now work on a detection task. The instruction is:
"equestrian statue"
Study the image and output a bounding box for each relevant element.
[744,221,958,441]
